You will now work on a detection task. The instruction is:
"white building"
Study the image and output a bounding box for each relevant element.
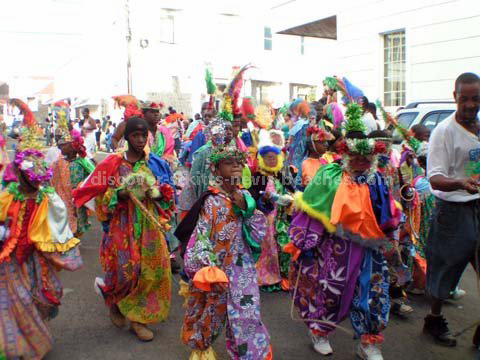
[53,0,336,118]
[274,0,480,108]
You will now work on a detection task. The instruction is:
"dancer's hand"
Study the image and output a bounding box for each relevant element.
[232,190,246,210]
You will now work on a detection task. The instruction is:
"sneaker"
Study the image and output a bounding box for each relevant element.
[449,288,466,300]
[94,277,105,296]
[311,334,333,356]
[357,343,383,360]
[390,300,414,317]
[423,314,457,347]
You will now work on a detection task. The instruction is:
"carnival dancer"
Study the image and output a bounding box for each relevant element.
[178,65,254,220]
[0,99,83,359]
[286,99,311,189]
[73,117,175,341]
[142,101,176,164]
[249,130,294,291]
[182,69,216,167]
[179,144,272,360]
[178,119,233,221]
[301,126,335,188]
[50,108,95,237]
[287,103,391,359]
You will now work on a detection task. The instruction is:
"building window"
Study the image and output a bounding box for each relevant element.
[300,36,305,55]
[383,30,405,106]
[290,83,316,102]
[252,80,281,104]
[264,26,272,50]
[160,11,175,44]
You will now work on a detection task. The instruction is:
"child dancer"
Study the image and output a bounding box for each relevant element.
[73,117,174,341]
[180,144,272,360]
[249,130,294,291]
[51,109,94,237]
[0,99,82,359]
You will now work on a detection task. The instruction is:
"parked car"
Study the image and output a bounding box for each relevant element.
[391,101,456,144]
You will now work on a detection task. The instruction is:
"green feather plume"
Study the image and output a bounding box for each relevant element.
[345,103,366,134]
[324,77,338,91]
[205,69,216,95]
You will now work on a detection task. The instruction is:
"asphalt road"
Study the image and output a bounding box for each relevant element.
[45,217,479,360]
[5,148,478,359]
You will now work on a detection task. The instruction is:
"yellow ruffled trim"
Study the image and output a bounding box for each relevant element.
[258,153,284,174]
[293,192,336,233]
[34,237,80,253]
[189,347,218,360]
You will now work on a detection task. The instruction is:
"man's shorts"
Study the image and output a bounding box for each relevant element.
[426,198,480,299]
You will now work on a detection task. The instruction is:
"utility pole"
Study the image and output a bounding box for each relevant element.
[126,0,132,94]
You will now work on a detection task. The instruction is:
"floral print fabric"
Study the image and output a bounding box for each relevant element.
[182,192,271,359]
[98,159,172,324]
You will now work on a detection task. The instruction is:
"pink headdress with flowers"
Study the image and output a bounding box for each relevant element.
[9,98,53,184]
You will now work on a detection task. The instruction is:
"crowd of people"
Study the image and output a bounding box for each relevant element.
[0,69,479,360]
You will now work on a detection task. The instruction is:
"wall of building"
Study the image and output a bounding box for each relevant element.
[335,0,480,106]
[104,0,336,115]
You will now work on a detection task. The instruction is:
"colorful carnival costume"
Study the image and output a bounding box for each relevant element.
[177,145,272,360]
[50,108,95,236]
[249,130,294,291]
[301,126,336,188]
[0,99,82,359]
[73,119,175,340]
[287,103,391,359]
[286,99,311,189]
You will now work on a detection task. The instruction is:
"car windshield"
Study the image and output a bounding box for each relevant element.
[397,112,418,128]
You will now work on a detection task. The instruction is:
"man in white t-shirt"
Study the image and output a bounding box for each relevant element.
[82,108,97,161]
[423,72,480,348]
[359,96,379,134]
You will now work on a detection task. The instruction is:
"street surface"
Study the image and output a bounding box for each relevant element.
[5,149,477,360]
[46,219,479,360]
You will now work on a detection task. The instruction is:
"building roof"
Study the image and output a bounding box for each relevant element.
[277,15,336,39]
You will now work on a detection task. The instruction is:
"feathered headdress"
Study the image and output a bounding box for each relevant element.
[9,98,53,183]
[254,104,273,129]
[325,103,345,130]
[113,95,143,121]
[289,98,310,118]
[241,97,255,120]
[9,98,42,151]
[142,101,164,111]
[209,144,247,165]
[52,101,71,144]
[10,98,35,127]
[205,68,217,111]
[219,64,253,122]
[335,103,384,156]
[306,126,334,142]
[376,99,421,153]
[344,103,366,134]
[324,76,339,91]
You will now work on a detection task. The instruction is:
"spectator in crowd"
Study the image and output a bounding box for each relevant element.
[95,120,102,151]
